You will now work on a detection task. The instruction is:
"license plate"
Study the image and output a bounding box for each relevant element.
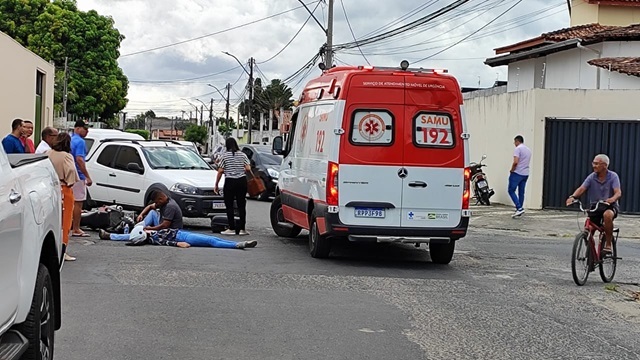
[211,202,226,209]
[355,208,385,218]
[477,180,488,188]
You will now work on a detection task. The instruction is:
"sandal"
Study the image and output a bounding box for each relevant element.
[71,232,91,237]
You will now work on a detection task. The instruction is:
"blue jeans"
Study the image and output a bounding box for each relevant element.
[110,211,160,241]
[508,172,528,210]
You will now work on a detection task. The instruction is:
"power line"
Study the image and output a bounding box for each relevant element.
[339,0,370,65]
[120,2,317,57]
[414,0,525,64]
[128,66,241,84]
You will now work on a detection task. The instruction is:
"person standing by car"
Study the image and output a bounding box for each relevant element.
[2,118,25,154]
[35,126,60,154]
[70,120,93,237]
[215,137,251,235]
[20,120,35,153]
[47,132,80,261]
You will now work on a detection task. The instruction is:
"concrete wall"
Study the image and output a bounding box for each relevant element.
[571,0,640,26]
[464,88,640,209]
[0,32,55,144]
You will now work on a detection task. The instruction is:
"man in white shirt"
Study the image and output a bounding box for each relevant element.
[509,135,532,218]
[35,127,59,154]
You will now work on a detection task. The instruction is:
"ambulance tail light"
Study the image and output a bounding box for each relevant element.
[462,168,470,209]
[327,162,339,206]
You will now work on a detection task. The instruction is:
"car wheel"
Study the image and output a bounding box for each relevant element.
[17,264,55,360]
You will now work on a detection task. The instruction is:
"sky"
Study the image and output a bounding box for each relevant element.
[75,0,571,118]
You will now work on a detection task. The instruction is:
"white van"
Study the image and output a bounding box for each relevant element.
[270,63,471,263]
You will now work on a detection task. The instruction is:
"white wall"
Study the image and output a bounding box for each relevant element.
[0,32,55,142]
[507,59,537,92]
[545,47,601,89]
[464,89,640,209]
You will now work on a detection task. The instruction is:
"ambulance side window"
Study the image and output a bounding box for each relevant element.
[350,110,394,146]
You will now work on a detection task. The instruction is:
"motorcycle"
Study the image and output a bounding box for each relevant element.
[469,154,495,206]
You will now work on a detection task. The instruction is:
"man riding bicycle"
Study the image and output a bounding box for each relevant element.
[565,154,622,254]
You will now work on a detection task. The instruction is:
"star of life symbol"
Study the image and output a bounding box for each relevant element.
[300,115,309,140]
[358,114,385,141]
[408,211,415,220]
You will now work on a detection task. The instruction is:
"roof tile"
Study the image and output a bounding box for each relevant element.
[587,57,640,77]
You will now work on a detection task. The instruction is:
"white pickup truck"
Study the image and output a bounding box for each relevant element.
[0,146,63,360]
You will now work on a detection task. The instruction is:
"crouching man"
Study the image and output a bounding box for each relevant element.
[99,190,256,249]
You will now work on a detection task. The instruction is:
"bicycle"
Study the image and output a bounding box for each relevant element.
[569,199,620,286]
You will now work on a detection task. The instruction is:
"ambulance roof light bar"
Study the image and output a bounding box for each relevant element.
[355,60,448,74]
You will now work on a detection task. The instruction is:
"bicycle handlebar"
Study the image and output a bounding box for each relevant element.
[569,199,610,213]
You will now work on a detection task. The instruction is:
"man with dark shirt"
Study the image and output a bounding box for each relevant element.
[99,191,257,249]
[2,119,25,154]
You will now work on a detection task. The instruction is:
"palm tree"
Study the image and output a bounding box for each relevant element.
[255,79,294,129]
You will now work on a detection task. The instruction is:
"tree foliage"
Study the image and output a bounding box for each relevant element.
[0,0,129,120]
[184,124,208,145]
[239,78,294,130]
[125,129,149,140]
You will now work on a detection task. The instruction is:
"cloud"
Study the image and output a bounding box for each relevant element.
[76,0,570,117]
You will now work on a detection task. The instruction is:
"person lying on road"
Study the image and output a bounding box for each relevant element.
[99,190,257,249]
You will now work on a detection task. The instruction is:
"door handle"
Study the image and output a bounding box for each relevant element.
[9,190,22,204]
[109,173,116,177]
[408,181,427,188]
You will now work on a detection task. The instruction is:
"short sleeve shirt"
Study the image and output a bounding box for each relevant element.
[70,133,87,180]
[220,151,250,179]
[159,198,184,229]
[581,170,621,208]
[513,144,532,176]
[2,134,25,154]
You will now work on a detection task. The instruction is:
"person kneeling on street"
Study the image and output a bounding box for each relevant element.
[99,190,257,249]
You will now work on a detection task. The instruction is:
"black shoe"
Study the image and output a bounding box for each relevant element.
[245,240,257,248]
[99,229,111,240]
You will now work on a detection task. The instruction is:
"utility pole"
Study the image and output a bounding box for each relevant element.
[200,105,203,125]
[326,0,334,68]
[247,57,254,144]
[63,57,69,120]
[209,98,214,134]
[225,83,231,134]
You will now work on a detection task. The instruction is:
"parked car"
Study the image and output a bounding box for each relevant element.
[271,63,471,263]
[84,128,145,159]
[85,139,227,218]
[240,144,282,201]
[0,147,63,360]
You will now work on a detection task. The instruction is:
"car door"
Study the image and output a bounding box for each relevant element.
[241,146,257,177]
[89,144,119,203]
[400,75,465,228]
[108,145,146,207]
[0,154,23,326]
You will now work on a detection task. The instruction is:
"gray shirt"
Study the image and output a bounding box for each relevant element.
[513,144,532,176]
[581,170,621,208]
[159,198,184,229]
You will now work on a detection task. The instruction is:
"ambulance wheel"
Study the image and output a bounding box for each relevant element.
[270,195,302,238]
[309,212,331,259]
[429,241,455,264]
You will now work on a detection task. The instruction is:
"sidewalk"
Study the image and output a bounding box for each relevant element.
[470,204,640,240]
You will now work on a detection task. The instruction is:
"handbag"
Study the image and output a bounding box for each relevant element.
[247,170,266,197]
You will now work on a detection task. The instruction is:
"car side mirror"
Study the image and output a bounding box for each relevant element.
[127,162,144,174]
[272,136,284,155]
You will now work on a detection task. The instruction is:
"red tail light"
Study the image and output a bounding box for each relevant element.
[327,161,339,206]
[463,167,470,209]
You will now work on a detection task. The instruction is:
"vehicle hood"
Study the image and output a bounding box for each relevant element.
[155,169,222,188]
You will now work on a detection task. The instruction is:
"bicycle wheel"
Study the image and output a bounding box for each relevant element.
[599,236,617,283]
[571,231,591,286]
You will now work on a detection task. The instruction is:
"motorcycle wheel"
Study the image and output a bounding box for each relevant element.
[480,192,491,205]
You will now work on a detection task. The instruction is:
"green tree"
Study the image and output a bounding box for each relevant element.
[125,129,149,140]
[184,124,208,146]
[0,0,129,119]
[238,78,264,130]
[255,79,294,124]
[125,110,155,130]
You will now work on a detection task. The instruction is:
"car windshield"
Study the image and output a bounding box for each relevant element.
[142,146,211,170]
[257,151,282,165]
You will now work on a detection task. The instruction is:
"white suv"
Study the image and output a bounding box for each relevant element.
[85,139,227,218]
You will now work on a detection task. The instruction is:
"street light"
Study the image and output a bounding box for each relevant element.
[223,51,254,143]
[181,98,198,123]
[208,84,232,135]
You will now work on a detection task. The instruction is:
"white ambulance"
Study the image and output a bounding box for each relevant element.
[270,62,471,263]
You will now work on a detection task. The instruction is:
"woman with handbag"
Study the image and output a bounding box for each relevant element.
[214,138,252,235]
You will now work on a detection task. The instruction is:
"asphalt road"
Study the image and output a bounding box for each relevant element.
[56,200,640,360]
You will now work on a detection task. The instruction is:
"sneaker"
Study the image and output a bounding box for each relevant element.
[512,209,525,218]
[99,229,111,240]
[236,241,246,249]
[244,240,257,248]
[64,253,76,261]
[239,230,250,236]
[221,229,236,235]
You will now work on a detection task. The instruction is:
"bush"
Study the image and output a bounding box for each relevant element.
[125,129,150,140]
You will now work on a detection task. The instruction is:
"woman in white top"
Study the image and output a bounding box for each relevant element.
[214,138,251,235]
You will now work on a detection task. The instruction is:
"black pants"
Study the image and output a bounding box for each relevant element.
[223,177,247,233]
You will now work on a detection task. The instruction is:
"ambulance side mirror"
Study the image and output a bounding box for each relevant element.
[272,136,284,156]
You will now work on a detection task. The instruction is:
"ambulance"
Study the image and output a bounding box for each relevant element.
[270,61,471,264]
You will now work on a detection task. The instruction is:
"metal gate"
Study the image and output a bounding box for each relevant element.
[543,118,640,214]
